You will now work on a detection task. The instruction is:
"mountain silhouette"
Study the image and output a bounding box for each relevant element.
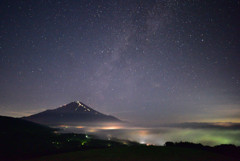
[22,101,121,126]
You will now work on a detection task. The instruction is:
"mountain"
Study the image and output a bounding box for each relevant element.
[0,115,53,134]
[22,101,121,126]
[0,115,55,160]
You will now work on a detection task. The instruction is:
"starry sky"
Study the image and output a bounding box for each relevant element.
[0,0,240,125]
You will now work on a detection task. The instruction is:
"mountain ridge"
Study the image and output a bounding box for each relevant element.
[22,101,122,126]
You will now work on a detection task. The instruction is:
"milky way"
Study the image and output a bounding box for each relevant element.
[0,0,240,125]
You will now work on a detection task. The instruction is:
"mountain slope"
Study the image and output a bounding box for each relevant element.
[0,115,53,134]
[0,115,55,160]
[0,115,130,161]
[22,101,121,126]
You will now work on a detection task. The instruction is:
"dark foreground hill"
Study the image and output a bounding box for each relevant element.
[0,116,134,161]
[25,145,239,161]
[22,101,121,126]
[0,115,53,134]
[0,115,55,160]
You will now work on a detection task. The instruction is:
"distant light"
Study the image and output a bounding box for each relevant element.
[140,141,145,144]
[212,122,233,127]
[76,126,84,129]
[87,128,98,132]
[59,125,69,128]
[101,126,122,130]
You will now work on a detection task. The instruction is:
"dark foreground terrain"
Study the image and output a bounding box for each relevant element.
[24,145,240,161]
[0,116,136,161]
[1,115,240,161]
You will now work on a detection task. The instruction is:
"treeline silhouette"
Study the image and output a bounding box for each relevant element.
[165,141,240,159]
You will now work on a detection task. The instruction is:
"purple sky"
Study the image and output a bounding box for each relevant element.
[0,0,240,125]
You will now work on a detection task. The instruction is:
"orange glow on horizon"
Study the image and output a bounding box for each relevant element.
[86,128,98,132]
[59,125,69,128]
[101,126,122,130]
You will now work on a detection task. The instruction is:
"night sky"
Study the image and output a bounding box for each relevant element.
[0,0,240,125]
